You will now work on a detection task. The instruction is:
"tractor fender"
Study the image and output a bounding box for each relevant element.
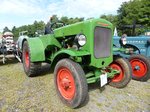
[24,35,62,62]
[51,49,90,69]
[26,38,45,62]
[124,44,140,54]
[21,38,28,51]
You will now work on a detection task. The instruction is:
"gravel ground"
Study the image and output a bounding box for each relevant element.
[0,55,150,112]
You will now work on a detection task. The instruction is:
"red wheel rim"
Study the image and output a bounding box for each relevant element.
[130,59,147,78]
[25,51,29,68]
[57,67,76,100]
[110,63,124,82]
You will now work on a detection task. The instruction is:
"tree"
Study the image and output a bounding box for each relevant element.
[11,20,45,38]
[12,26,19,40]
[100,14,118,28]
[10,15,84,39]
[67,17,84,24]
[50,15,84,29]
[60,16,69,25]
[3,26,10,33]
[117,0,150,36]
[51,15,59,23]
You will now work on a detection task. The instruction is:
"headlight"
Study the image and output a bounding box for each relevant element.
[77,35,86,46]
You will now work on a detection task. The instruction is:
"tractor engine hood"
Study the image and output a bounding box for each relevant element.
[53,22,85,38]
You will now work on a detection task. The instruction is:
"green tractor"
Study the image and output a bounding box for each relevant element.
[22,18,131,108]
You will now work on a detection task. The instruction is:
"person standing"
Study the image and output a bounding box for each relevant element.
[44,16,54,34]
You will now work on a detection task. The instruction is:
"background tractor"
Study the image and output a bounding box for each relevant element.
[0,32,16,63]
[113,35,150,81]
[22,18,132,108]
[15,30,45,62]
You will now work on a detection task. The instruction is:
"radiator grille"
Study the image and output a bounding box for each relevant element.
[94,27,112,58]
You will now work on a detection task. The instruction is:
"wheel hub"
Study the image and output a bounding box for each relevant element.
[57,68,76,100]
[130,59,147,78]
[110,63,124,82]
[61,78,71,90]
[134,65,140,70]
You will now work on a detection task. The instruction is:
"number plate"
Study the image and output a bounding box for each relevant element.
[100,73,108,87]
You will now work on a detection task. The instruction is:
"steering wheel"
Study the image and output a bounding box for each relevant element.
[51,21,65,29]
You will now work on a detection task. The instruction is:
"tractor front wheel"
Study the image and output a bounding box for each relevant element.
[22,41,41,77]
[54,59,88,108]
[109,57,132,88]
[128,54,150,81]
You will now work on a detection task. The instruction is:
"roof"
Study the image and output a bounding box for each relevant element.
[3,32,13,36]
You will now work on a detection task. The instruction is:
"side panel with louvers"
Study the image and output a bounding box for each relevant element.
[94,27,112,58]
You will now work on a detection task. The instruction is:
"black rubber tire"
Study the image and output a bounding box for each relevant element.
[109,57,132,88]
[54,59,88,108]
[22,41,41,77]
[128,54,150,81]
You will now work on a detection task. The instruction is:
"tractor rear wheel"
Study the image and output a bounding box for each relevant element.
[128,54,150,81]
[109,57,132,88]
[54,59,88,108]
[22,41,41,77]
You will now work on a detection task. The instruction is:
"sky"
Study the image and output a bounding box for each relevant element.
[0,0,130,32]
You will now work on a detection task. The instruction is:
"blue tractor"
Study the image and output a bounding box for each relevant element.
[114,35,150,58]
[113,35,150,81]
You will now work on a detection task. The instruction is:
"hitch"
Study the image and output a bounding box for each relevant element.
[86,67,120,84]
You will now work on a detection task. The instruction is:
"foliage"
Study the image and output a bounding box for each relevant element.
[100,14,118,29]
[11,16,84,39]
[3,0,150,38]
[3,27,11,33]
[117,0,150,36]
[50,15,84,28]
[12,21,45,40]
[100,0,150,36]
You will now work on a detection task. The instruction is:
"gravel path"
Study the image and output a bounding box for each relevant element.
[0,56,150,112]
